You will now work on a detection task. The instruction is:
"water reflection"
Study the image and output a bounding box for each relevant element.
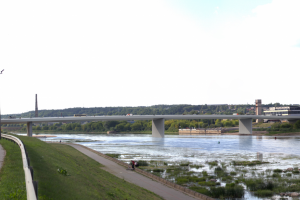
[239,136,253,150]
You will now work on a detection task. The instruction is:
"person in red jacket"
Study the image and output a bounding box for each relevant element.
[131,160,135,170]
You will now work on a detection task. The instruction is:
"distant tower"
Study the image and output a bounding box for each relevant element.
[255,99,263,123]
[35,94,38,117]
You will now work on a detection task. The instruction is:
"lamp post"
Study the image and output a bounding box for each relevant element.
[0,69,4,140]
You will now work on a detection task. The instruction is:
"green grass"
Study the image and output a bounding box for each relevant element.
[232,160,269,166]
[4,135,162,200]
[0,138,26,200]
[105,153,120,158]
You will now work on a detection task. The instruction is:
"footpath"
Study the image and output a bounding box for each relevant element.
[67,143,198,200]
[0,144,6,171]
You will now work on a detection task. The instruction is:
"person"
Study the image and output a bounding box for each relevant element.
[131,160,135,170]
[60,140,61,143]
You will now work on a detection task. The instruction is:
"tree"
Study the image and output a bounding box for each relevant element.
[131,122,142,131]
[294,120,300,129]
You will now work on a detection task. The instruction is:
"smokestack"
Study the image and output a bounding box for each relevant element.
[255,99,263,123]
[35,94,38,117]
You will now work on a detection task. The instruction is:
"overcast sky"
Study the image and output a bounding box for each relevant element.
[1,0,300,114]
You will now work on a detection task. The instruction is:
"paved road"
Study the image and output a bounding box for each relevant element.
[67,143,197,200]
[0,144,6,171]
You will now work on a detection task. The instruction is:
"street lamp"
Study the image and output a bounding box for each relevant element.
[0,69,4,140]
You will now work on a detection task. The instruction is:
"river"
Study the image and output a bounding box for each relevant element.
[16,133,300,200]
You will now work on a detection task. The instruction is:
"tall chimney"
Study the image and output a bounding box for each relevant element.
[35,94,38,117]
[255,99,263,123]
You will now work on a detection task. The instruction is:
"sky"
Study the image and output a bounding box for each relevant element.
[1,0,300,114]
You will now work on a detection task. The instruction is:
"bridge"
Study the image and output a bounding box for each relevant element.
[2,115,300,137]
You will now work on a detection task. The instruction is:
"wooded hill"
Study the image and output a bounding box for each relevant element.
[2,103,290,118]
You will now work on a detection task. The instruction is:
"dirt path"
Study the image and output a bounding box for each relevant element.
[67,143,198,200]
[0,144,6,171]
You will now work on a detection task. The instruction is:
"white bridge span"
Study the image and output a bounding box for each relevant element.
[2,115,300,137]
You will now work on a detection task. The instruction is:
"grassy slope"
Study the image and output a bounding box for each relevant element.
[0,138,26,200]
[15,135,162,200]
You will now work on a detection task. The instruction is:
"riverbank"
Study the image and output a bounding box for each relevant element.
[0,137,26,199]
[0,134,164,200]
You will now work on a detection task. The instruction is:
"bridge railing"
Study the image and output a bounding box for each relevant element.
[2,134,37,200]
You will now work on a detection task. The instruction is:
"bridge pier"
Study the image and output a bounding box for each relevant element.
[27,122,32,137]
[152,118,164,138]
[239,119,252,134]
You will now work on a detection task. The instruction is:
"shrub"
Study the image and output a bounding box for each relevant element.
[176,177,189,185]
[230,171,237,176]
[280,123,292,129]
[105,154,120,158]
[255,190,273,197]
[210,187,225,198]
[180,163,189,166]
[273,169,283,173]
[138,160,148,166]
[198,181,216,186]
[153,169,164,173]
[189,176,206,182]
[202,171,208,176]
[294,120,300,129]
[189,187,211,196]
[208,161,218,166]
[225,185,244,198]
[57,167,68,176]
[272,173,281,178]
[244,179,274,191]
[293,170,300,174]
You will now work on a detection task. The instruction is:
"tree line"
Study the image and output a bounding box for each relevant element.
[17,119,240,132]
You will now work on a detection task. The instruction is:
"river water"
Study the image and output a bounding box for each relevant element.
[16,133,300,199]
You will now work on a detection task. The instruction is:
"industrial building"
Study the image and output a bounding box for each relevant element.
[264,106,300,122]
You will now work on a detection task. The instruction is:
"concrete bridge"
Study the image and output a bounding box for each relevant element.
[2,115,300,137]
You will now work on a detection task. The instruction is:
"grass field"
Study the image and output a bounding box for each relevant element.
[0,135,163,200]
[0,137,26,200]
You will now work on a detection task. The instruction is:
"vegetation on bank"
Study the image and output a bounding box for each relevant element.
[0,134,163,200]
[131,159,300,199]
[253,121,300,135]
[12,119,240,134]
[0,135,26,200]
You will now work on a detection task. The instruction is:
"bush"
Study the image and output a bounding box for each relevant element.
[153,169,164,173]
[294,120,300,129]
[180,163,189,166]
[208,161,218,166]
[280,123,292,129]
[202,171,208,176]
[138,160,148,166]
[225,185,244,198]
[244,179,274,191]
[176,177,189,185]
[273,169,283,173]
[198,181,216,186]
[255,190,273,197]
[230,171,237,176]
[189,187,211,196]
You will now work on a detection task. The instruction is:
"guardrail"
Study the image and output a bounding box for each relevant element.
[2,134,38,200]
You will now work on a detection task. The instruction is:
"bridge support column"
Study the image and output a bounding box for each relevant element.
[152,118,164,138]
[27,122,32,137]
[239,119,252,134]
